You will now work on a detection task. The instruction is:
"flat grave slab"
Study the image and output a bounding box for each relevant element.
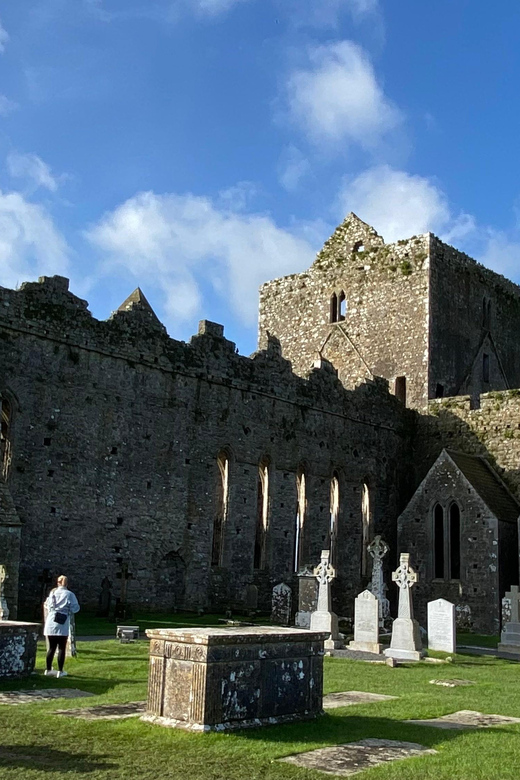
[323,691,397,709]
[279,739,437,776]
[54,701,146,720]
[429,679,475,688]
[406,710,520,729]
[0,689,94,705]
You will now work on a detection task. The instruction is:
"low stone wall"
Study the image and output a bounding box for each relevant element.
[142,626,328,731]
[0,621,40,677]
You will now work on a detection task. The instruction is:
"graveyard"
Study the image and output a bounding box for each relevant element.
[1,550,520,780]
[1,612,520,780]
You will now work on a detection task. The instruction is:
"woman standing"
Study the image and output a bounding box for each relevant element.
[43,575,80,677]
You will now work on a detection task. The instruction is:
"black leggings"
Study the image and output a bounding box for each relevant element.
[46,635,68,672]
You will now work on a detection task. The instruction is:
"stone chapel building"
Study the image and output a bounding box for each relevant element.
[1,213,519,633]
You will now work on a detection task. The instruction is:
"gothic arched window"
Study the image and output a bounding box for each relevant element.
[254,458,269,570]
[0,396,12,480]
[211,452,229,567]
[294,469,306,572]
[329,472,340,566]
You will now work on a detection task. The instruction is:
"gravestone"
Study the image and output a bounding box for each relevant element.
[115,562,133,620]
[0,621,40,678]
[384,553,423,662]
[35,569,53,619]
[97,577,112,618]
[497,585,520,660]
[244,583,258,613]
[295,567,318,628]
[427,598,456,653]
[309,550,343,650]
[271,583,292,626]
[348,590,381,654]
[368,536,390,625]
[0,565,8,620]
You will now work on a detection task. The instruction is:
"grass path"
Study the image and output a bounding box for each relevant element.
[0,640,519,779]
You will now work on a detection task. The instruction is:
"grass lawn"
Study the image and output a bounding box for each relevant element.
[1,637,519,779]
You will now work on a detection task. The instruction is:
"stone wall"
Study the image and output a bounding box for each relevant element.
[259,214,431,410]
[418,392,520,500]
[398,450,503,634]
[429,236,520,399]
[0,276,407,617]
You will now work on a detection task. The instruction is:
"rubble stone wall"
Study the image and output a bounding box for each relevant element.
[0,276,406,616]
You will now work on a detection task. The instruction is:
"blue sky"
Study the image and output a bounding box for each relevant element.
[0,0,519,354]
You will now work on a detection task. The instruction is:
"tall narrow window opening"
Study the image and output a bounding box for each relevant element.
[483,353,490,383]
[361,483,371,576]
[338,291,346,321]
[211,452,229,567]
[449,503,461,579]
[254,459,269,569]
[482,297,488,328]
[330,293,338,324]
[0,396,12,480]
[329,472,340,566]
[294,470,306,572]
[395,376,407,406]
[433,503,444,578]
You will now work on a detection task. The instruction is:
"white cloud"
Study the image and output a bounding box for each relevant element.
[478,230,520,282]
[285,41,402,150]
[193,0,250,15]
[7,152,63,193]
[0,95,18,116]
[279,0,380,29]
[85,190,315,327]
[0,19,8,53]
[339,165,466,242]
[0,191,70,289]
[278,146,310,192]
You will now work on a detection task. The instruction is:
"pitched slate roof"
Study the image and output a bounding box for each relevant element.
[446,450,520,523]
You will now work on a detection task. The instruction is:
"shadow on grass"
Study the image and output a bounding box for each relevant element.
[232,712,476,751]
[0,745,116,773]
[0,676,125,696]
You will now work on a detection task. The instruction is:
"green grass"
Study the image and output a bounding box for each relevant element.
[1,640,520,779]
[457,633,499,649]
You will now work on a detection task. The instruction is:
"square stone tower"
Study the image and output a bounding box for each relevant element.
[258,213,520,410]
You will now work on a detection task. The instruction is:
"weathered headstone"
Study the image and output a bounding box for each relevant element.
[384,553,423,661]
[115,562,133,620]
[244,583,258,613]
[271,583,292,626]
[0,565,9,620]
[309,550,343,650]
[348,590,382,654]
[498,585,520,660]
[368,536,390,625]
[295,566,318,628]
[97,577,112,618]
[427,598,456,653]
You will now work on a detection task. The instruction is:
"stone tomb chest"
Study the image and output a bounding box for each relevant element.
[143,626,328,731]
[0,621,40,678]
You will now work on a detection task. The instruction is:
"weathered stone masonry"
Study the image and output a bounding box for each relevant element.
[0,275,406,615]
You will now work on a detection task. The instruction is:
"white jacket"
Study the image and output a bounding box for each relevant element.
[43,587,80,636]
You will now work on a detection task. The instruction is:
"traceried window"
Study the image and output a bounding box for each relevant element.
[449,502,461,579]
[433,501,461,580]
[211,452,229,567]
[330,291,346,323]
[330,293,338,324]
[338,291,346,321]
[0,396,12,480]
[433,503,444,578]
[294,469,306,572]
[254,458,269,570]
[329,472,340,566]
[361,483,371,576]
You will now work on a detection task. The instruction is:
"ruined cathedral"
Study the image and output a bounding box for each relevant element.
[1,213,519,634]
